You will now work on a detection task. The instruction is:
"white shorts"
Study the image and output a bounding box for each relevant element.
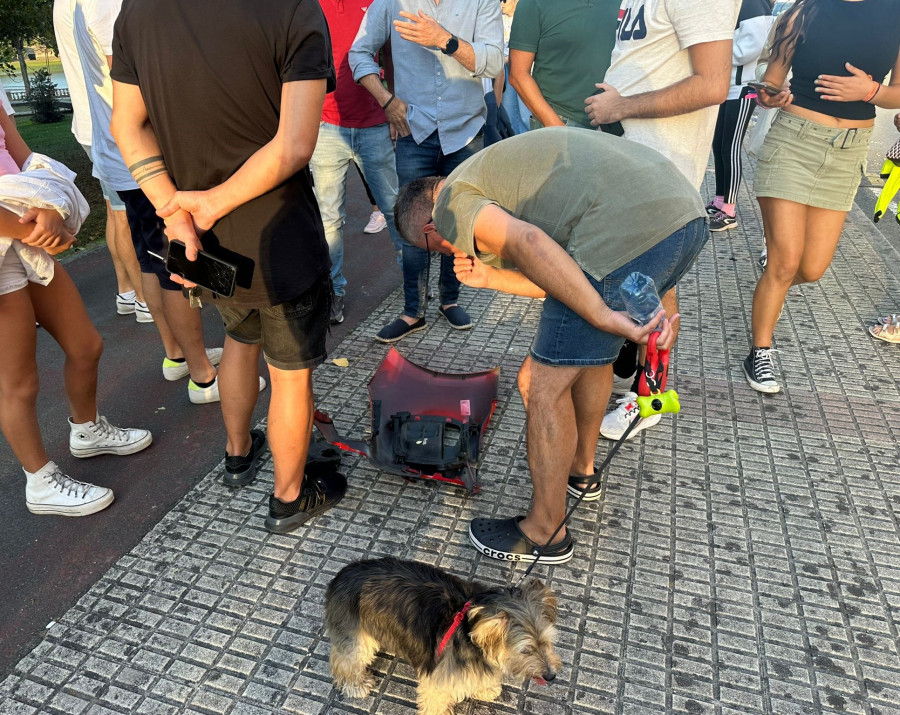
[0,249,30,296]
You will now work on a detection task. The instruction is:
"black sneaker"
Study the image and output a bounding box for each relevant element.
[223,429,267,486]
[264,471,347,534]
[705,200,720,216]
[330,294,345,325]
[709,211,737,232]
[743,347,780,394]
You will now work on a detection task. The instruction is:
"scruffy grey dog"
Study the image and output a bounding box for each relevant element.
[325,557,561,715]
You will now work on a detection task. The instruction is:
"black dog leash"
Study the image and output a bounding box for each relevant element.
[514,412,640,588]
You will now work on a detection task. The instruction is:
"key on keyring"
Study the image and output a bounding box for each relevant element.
[189,286,203,309]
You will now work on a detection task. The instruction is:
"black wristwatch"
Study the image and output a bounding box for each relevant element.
[441,35,459,55]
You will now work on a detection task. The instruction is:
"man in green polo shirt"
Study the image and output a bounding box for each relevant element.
[509,0,620,129]
[394,127,708,563]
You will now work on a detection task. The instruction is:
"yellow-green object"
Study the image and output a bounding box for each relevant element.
[637,389,680,418]
[874,158,900,225]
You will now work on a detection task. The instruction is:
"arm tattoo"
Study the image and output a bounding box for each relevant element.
[128,155,168,185]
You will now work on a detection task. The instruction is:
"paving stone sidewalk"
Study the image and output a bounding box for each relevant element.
[2,171,900,715]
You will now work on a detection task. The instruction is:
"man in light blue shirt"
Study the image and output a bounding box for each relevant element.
[349,0,503,343]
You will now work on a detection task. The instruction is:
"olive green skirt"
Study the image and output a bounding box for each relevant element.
[754,110,872,212]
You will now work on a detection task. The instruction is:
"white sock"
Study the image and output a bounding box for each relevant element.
[118,290,136,300]
[24,460,57,482]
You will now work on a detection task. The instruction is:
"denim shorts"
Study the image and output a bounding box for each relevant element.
[754,111,872,212]
[530,217,709,367]
[215,275,330,371]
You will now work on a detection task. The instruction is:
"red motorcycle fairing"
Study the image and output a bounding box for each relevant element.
[314,348,499,493]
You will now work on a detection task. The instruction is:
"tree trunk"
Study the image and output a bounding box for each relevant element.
[15,40,31,97]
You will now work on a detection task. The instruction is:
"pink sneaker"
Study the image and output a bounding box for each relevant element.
[363,210,387,234]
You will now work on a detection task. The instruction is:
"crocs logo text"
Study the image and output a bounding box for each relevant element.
[480,546,521,561]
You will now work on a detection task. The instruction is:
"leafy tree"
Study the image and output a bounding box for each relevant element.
[30,68,62,122]
[0,0,55,96]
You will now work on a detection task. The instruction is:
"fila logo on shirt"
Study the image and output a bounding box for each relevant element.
[617,2,647,42]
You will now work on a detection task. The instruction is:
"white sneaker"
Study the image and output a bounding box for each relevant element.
[25,461,114,516]
[116,292,136,315]
[162,347,224,381]
[599,391,662,440]
[188,374,267,405]
[135,299,154,323]
[363,210,387,234]
[69,414,153,458]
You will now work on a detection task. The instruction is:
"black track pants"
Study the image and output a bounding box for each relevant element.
[712,88,757,204]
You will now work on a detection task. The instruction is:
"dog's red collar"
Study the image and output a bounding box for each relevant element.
[436,600,473,657]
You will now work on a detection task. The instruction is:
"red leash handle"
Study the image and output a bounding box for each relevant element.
[638,332,669,396]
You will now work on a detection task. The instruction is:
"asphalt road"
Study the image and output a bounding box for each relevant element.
[0,175,401,676]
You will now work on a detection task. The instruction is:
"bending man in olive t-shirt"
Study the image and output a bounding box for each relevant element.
[393,128,709,563]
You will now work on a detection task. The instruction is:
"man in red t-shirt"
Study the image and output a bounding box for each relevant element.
[311,0,404,325]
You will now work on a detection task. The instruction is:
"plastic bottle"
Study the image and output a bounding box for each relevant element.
[619,272,663,325]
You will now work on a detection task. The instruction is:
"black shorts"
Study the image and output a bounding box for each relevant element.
[117,188,181,291]
[215,275,331,371]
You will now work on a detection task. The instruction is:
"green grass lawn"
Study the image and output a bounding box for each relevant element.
[26,57,64,77]
[16,115,107,248]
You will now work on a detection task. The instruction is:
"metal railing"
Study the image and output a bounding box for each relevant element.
[7,88,71,102]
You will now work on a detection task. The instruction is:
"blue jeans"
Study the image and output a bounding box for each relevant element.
[395,131,473,318]
[483,92,513,146]
[501,64,530,136]
[309,122,403,297]
[531,217,710,366]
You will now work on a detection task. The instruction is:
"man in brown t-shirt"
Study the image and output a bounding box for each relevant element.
[111,0,346,533]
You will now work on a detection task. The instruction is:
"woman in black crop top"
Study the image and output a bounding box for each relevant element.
[740,0,900,395]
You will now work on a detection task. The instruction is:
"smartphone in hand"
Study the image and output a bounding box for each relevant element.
[590,87,625,137]
[747,81,785,96]
[165,236,238,297]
